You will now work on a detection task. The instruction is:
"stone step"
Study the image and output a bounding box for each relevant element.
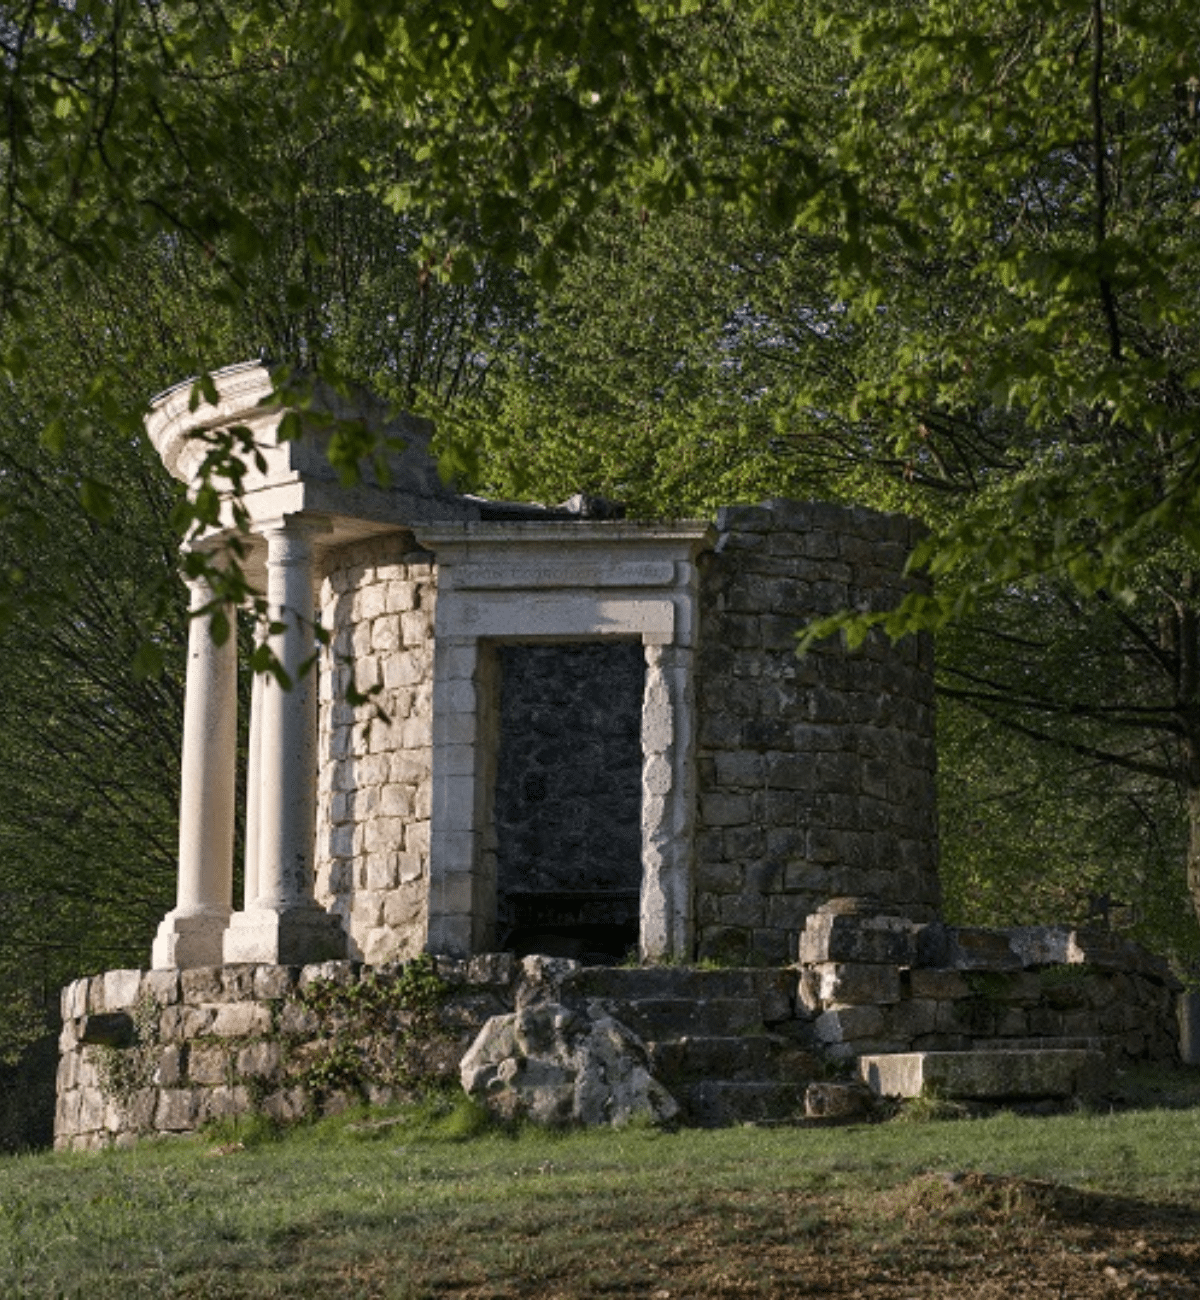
[676,1080,811,1127]
[647,1034,822,1085]
[594,996,769,1041]
[563,966,795,1021]
[857,1049,1105,1101]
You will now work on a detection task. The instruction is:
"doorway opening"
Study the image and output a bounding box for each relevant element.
[493,641,644,963]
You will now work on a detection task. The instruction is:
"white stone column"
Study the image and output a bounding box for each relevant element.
[640,641,697,962]
[242,643,266,910]
[151,574,236,968]
[224,518,345,964]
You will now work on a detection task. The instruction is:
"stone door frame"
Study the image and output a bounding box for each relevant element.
[414,522,713,961]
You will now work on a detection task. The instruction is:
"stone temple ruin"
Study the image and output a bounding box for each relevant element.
[53,363,1187,1147]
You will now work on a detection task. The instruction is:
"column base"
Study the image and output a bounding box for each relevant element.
[222,905,347,966]
[152,908,232,970]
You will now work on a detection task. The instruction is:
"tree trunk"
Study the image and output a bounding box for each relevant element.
[1188,780,1200,932]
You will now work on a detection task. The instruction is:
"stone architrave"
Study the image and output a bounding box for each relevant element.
[151,572,236,969]
[416,522,712,962]
[223,518,345,965]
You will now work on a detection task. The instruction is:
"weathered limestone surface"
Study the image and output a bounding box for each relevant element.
[693,501,940,966]
[857,1049,1105,1100]
[55,957,518,1151]
[316,532,438,965]
[460,1001,679,1128]
[797,909,1182,1065]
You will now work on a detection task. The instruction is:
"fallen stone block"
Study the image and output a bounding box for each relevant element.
[461,1001,678,1128]
[857,1049,1105,1100]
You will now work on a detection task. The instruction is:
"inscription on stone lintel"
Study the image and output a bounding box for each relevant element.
[455,561,675,590]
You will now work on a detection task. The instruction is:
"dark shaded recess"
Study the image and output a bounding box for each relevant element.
[0,1031,57,1152]
[494,641,644,963]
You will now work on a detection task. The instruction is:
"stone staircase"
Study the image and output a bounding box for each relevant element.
[554,965,824,1126]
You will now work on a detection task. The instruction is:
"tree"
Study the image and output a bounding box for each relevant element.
[439,0,1200,951]
[0,34,537,1125]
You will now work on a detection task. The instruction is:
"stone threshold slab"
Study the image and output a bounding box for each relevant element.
[857,1049,1105,1100]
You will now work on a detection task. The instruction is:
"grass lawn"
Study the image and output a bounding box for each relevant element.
[3,1073,1200,1298]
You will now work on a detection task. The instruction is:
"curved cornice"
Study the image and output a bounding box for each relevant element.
[146,361,280,484]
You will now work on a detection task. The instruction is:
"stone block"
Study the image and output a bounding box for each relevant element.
[277,1001,320,1037]
[937,998,996,1037]
[799,913,917,966]
[379,783,415,818]
[750,928,792,966]
[253,965,295,1001]
[858,1049,1105,1100]
[102,969,144,1012]
[261,1088,309,1125]
[718,894,765,928]
[804,1081,874,1120]
[198,1085,253,1124]
[908,968,969,1000]
[236,1040,282,1079]
[696,926,751,965]
[364,852,399,892]
[817,963,901,1008]
[188,1044,232,1085]
[695,861,744,894]
[716,504,775,532]
[154,1045,186,1087]
[155,1089,199,1131]
[724,825,766,861]
[426,914,473,956]
[400,610,431,644]
[765,895,812,932]
[221,966,259,1002]
[813,1006,886,1044]
[158,1005,216,1039]
[180,967,225,1005]
[751,969,795,1024]
[354,583,388,621]
[210,1003,272,1038]
[76,1085,107,1133]
[1004,926,1074,968]
[298,960,358,991]
[141,969,181,1006]
[994,1007,1029,1037]
[56,1087,81,1135]
[362,926,407,965]
[702,792,753,828]
[61,978,89,1022]
[944,927,1020,971]
[386,580,417,613]
[713,751,764,788]
[383,885,423,928]
[465,952,516,987]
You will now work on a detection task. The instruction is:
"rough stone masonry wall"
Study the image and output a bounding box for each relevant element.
[693,501,940,966]
[316,533,437,964]
[799,909,1182,1065]
[54,958,518,1152]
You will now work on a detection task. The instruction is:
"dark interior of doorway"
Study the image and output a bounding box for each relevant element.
[493,640,644,964]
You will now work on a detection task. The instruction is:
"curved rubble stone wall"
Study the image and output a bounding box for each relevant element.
[493,642,644,957]
[56,929,1181,1148]
[694,501,940,965]
[316,533,438,963]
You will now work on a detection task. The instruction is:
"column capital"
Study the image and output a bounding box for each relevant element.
[256,514,333,562]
